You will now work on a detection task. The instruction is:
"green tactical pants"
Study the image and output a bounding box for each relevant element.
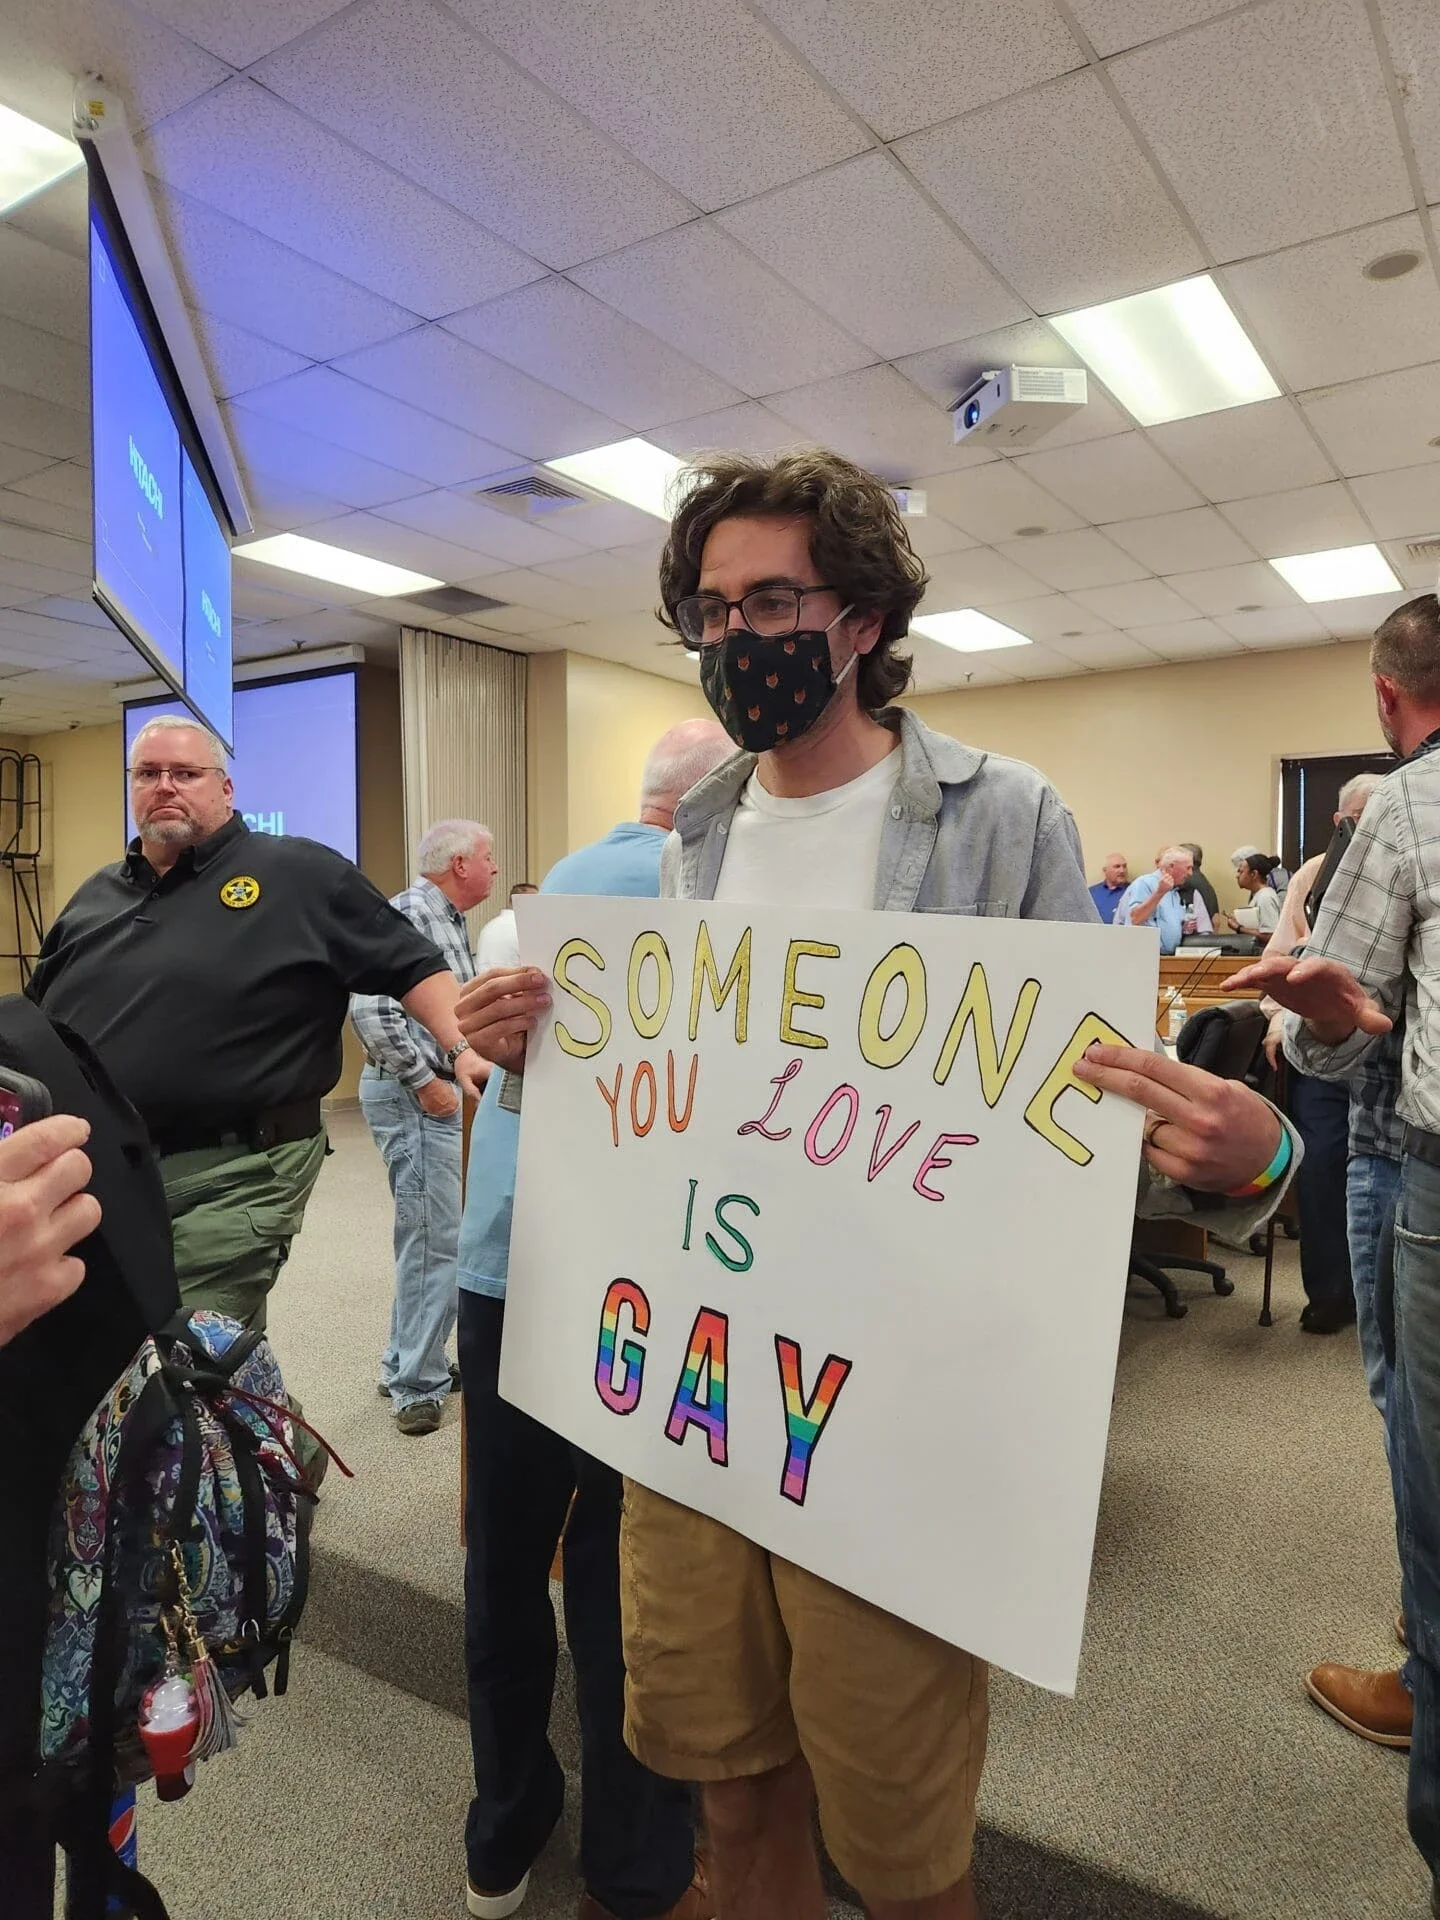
[160,1131,329,1332]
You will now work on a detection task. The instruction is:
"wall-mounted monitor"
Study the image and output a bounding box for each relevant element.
[89,163,235,748]
[124,668,358,863]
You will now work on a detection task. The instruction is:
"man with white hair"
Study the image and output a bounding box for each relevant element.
[29,716,483,1380]
[351,819,497,1435]
[1114,844,1200,954]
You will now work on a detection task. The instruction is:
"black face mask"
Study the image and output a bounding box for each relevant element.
[699,619,855,754]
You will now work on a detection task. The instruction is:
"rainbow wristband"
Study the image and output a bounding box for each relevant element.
[1224,1125,1293,1200]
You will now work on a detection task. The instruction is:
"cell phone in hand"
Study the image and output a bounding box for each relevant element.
[0,1065,53,1140]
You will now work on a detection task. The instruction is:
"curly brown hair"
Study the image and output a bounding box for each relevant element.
[657,449,929,713]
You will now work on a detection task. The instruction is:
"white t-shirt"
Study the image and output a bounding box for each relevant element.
[711,748,901,909]
[476,907,520,971]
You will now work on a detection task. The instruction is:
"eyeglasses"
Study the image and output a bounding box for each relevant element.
[674,585,842,650]
[127,765,223,787]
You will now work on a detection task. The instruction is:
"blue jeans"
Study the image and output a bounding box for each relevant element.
[1389,1151,1440,1877]
[360,1067,462,1411]
[1289,1069,1355,1308]
[1349,1151,1402,1421]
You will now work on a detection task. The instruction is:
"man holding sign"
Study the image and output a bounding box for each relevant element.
[460,451,1296,1920]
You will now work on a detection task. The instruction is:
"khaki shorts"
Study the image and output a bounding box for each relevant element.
[619,1481,989,1905]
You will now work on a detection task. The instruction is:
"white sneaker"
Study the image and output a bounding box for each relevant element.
[466,1869,529,1918]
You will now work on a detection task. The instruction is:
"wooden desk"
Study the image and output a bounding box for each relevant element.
[1156,951,1261,1032]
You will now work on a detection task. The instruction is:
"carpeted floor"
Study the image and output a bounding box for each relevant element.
[130,1109,1429,1919]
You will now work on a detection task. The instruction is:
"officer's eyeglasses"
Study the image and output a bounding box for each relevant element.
[674,585,842,650]
[128,765,223,787]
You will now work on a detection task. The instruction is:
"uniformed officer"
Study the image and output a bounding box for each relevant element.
[28,713,484,1336]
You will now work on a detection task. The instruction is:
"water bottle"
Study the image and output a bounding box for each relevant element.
[1166,990,1187,1042]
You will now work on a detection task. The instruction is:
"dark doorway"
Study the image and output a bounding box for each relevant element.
[1279,751,1397,870]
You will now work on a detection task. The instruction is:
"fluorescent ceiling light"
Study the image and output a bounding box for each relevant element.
[1050,273,1279,426]
[1269,544,1402,603]
[912,609,1033,653]
[234,532,443,597]
[0,104,83,215]
[544,438,685,520]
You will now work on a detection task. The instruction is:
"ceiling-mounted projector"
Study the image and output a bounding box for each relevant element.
[951,365,1088,449]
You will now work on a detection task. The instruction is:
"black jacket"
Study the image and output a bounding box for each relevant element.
[0,995,177,1775]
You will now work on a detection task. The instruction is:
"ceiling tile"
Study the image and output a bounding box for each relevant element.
[254,0,693,271]
[1064,0,1243,57]
[0,314,85,412]
[716,154,1025,360]
[249,608,402,651]
[1215,605,1329,643]
[239,366,516,488]
[335,326,627,463]
[1223,215,1440,392]
[571,223,874,396]
[518,498,665,552]
[982,593,1116,641]
[1380,541,1440,591]
[453,603,569,637]
[1002,642,1088,680]
[919,546,1047,609]
[1350,465,1440,541]
[1166,560,1304,615]
[229,579,328,622]
[1109,0,1411,260]
[1300,363,1440,478]
[1046,631,1165,668]
[1070,579,1199,626]
[155,188,418,362]
[0,386,88,463]
[5,170,88,262]
[137,0,351,67]
[454,0,866,208]
[764,365,971,481]
[1103,506,1257,573]
[1015,433,1202,522]
[896,71,1204,313]
[443,278,740,430]
[0,556,91,601]
[187,309,310,402]
[1218,481,1374,556]
[1376,0,1440,202]
[754,0,1084,143]
[992,527,1147,590]
[2,0,228,137]
[298,511,512,584]
[0,227,86,345]
[1123,617,1244,659]
[916,464,1082,543]
[647,401,816,461]
[1146,399,1336,501]
[375,491,588,568]
[1314,590,1412,638]
[0,488,87,540]
[226,403,433,509]
[243,473,355,535]
[0,446,56,489]
[536,547,659,611]
[0,522,89,576]
[477,567,603,623]
[901,513,978,560]
[145,79,544,321]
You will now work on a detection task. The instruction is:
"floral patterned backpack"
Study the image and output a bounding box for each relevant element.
[38,1310,333,1920]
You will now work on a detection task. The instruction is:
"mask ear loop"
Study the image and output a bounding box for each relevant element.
[825,603,859,690]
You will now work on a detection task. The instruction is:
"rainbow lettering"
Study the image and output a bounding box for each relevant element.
[775,1337,853,1506]
[595,1279,650,1415]
[664,1308,729,1464]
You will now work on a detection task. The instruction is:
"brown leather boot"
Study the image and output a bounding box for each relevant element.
[577,1859,714,1920]
[1305,1663,1412,1748]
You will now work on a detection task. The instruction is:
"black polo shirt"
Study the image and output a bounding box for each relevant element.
[29,814,445,1136]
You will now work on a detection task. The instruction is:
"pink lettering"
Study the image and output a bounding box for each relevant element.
[804,1084,860,1167]
[913,1131,979,1202]
[867,1104,921,1183]
[738,1058,803,1141]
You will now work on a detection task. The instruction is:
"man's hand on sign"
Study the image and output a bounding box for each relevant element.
[455,967,551,1077]
[1225,952,1391,1047]
[415,1078,462,1119]
[0,1114,101,1347]
[1073,1043,1284,1193]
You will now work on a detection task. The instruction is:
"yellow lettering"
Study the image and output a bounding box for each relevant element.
[688,921,751,1044]
[553,939,612,1059]
[779,940,840,1050]
[626,931,673,1040]
[933,964,1041,1106]
[857,943,928,1070]
[1023,1013,1129,1166]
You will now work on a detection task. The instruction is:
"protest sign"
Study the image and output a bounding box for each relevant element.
[503,895,1158,1693]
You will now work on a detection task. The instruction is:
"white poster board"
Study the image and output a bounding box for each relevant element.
[503,897,1158,1694]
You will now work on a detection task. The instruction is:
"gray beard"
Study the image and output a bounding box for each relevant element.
[141,817,206,848]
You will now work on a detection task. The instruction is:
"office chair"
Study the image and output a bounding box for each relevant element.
[1125,1003,1268,1319]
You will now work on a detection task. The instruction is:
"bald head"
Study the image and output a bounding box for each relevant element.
[640,718,733,828]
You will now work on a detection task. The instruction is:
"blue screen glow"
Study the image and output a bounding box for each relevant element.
[125,672,359,864]
[181,450,233,747]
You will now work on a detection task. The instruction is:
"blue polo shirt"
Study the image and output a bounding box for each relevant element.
[1089,880,1127,924]
[457,820,667,1299]
[1115,869,1185,954]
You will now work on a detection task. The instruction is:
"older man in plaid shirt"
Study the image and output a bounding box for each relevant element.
[1232,594,1440,1913]
[352,820,497,1434]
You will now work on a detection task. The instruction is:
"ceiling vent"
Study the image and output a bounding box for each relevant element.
[475,469,603,518]
[407,586,508,618]
[1405,537,1440,562]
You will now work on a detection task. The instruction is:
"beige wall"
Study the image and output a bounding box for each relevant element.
[906,638,1381,911]
[526,650,713,877]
